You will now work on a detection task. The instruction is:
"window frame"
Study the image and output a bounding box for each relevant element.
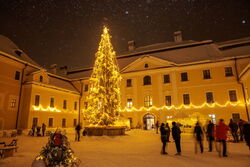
[228,90,237,102]
[143,76,151,85]
[183,94,190,105]
[144,95,152,107]
[225,67,234,77]
[206,92,214,103]
[35,95,40,106]
[126,79,132,87]
[163,74,170,83]
[203,70,211,79]
[165,95,171,106]
[181,72,188,82]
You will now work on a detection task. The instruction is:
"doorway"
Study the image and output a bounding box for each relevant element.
[143,114,155,130]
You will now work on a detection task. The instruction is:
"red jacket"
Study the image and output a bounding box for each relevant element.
[216,122,229,140]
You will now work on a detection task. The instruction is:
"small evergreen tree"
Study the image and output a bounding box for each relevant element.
[84,26,121,126]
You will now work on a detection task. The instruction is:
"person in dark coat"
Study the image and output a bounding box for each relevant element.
[216,119,229,157]
[206,120,215,152]
[36,126,41,136]
[75,124,82,141]
[42,123,46,136]
[165,123,171,142]
[229,119,239,143]
[243,122,250,149]
[160,123,168,154]
[31,124,36,136]
[172,121,182,155]
[194,121,204,153]
[238,119,245,141]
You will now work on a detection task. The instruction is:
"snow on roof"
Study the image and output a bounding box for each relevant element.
[48,75,79,92]
[0,35,40,67]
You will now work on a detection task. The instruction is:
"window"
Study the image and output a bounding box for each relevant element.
[165,96,171,106]
[74,101,77,110]
[144,64,149,68]
[35,95,40,106]
[183,94,190,105]
[62,118,66,128]
[15,71,20,80]
[84,84,88,92]
[73,119,77,127]
[206,92,214,103]
[84,102,88,109]
[143,76,151,85]
[203,70,211,79]
[126,79,132,87]
[127,99,133,108]
[163,74,170,83]
[63,100,67,109]
[39,76,43,82]
[10,99,17,108]
[232,113,240,122]
[208,114,216,124]
[50,98,54,107]
[48,118,53,127]
[144,95,152,107]
[32,117,38,126]
[229,90,237,102]
[225,67,233,77]
[181,72,188,81]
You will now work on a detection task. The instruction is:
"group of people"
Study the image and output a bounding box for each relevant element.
[158,119,250,157]
[31,123,46,137]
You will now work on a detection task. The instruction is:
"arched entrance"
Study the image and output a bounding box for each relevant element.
[143,114,155,130]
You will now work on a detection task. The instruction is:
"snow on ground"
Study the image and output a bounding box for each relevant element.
[0,129,249,167]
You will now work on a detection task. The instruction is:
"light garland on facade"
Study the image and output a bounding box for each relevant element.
[32,105,62,112]
[121,101,245,112]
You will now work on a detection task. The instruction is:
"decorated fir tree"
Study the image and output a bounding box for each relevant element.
[84,26,122,126]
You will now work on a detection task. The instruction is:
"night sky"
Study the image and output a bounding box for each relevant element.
[0,0,249,69]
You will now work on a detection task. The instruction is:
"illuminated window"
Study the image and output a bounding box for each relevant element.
[63,100,67,109]
[15,71,20,80]
[35,95,40,106]
[203,70,211,79]
[10,99,17,108]
[74,101,77,110]
[163,74,170,83]
[127,99,133,108]
[84,84,89,92]
[181,72,188,81]
[39,76,43,82]
[229,90,237,102]
[225,67,233,77]
[73,119,77,127]
[62,118,66,128]
[126,79,132,87]
[144,64,149,68]
[208,114,216,124]
[144,95,152,107]
[165,96,171,106]
[48,118,53,127]
[183,94,190,105]
[50,98,54,107]
[206,92,214,103]
[143,76,151,85]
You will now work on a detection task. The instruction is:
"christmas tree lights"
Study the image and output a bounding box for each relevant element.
[84,26,122,126]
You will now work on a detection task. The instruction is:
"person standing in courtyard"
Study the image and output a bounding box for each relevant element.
[216,119,229,157]
[172,121,182,155]
[31,124,36,136]
[42,123,46,136]
[75,124,82,141]
[243,121,250,149]
[206,120,215,152]
[194,121,204,153]
[165,123,171,142]
[229,119,239,143]
[155,121,159,134]
[160,123,168,154]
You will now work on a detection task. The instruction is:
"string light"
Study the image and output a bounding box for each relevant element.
[121,101,245,112]
[33,105,62,112]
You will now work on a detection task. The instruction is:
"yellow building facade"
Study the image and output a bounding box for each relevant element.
[1,34,250,130]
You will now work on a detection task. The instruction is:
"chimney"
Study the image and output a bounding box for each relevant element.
[59,66,68,75]
[128,40,135,51]
[49,64,57,74]
[173,31,182,42]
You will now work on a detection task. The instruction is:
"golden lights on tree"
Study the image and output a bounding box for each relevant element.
[84,26,122,126]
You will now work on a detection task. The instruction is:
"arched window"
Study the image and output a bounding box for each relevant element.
[39,76,43,82]
[143,76,151,85]
[144,63,149,68]
[144,95,152,107]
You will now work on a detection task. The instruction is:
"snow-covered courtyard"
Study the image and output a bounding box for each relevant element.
[0,129,249,167]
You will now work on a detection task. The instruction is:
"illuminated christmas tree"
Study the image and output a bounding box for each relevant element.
[84,26,121,126]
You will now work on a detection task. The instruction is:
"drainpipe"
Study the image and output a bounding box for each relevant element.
[234,58,250,121]
[15,64,28,129]
[78,81,83,124]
